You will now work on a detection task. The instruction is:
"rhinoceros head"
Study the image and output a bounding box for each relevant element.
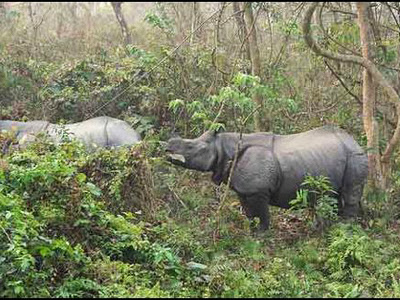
[166,130,217,172]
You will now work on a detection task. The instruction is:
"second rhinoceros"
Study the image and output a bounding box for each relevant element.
[0,116,141,150]
[166,126,368,232]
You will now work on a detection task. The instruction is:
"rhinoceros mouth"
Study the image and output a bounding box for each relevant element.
[167,153,186,165]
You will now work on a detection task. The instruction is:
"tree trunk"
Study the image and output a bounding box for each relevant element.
[232,2,251,63]
[189,2,198,45]
[56,11,63,39]
[303,2,400,190]
[111,2,132,45]
[0,2,6,16]
[243,2,263,132]
[356,2,382,188]
[28,3,38,58]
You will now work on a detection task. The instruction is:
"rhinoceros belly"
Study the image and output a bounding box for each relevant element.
[272,130,347,208]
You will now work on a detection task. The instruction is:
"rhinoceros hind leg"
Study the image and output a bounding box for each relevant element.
[240,194,270,231]
[340,152,367,218]
[340,182,364,218]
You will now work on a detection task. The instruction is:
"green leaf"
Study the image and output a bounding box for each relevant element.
[14,285,24,295]
[168,99,185,113]
[86,182,102,197]
[187,261,207,270]
[76,173,87,183]
[39,246,52,257]
[209,122,225,132]
[5,211,12,219]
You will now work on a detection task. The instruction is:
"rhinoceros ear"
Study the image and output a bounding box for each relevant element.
[211,125,225,136]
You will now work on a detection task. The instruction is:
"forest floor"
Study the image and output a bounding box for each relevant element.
[1,137,400,297]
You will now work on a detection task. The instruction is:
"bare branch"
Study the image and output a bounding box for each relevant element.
[303,2,400,164]
[317,3,360,56]
[328,9,357,16]
[111,2,132,45]
[272,2,306,68]
[384,2,400,31]
[212,2,230,76]
[323,59,362,105]
[88,7,221,118]
[228,3,262,80]
[303,3,399,106]
[220,8,244,26]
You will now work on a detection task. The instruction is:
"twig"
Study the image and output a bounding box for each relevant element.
[34,6,51,30]
[265,5,274,66]
[168,185,188,209]
[87,7,222,118]
[208,3,262,127]
[328,9,357,17]
[272,3,305,68]
[213,105,261,242]
[228,4,262,80]
[293,101,339,117]
[318,3,360,56]
[211,100,226,125]
[212,2,230,76]
[220,8,245,26]
[1,225,13,245]
[241,104,261,127]
[323,59,362,104]
[382,3,400,34]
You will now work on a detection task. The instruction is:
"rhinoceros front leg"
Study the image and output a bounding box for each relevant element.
[239,194,270,232]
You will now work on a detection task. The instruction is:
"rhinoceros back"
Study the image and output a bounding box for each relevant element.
[48,116,140,148]
[47,119,107,147]
[271,126,359,207]
[0,120,50,138]
[105,117,141,147]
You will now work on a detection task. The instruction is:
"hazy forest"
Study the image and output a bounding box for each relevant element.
[2,1,400,297]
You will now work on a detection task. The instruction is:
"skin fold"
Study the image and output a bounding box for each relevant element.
[166,126,368,232]
[0,116,141,150]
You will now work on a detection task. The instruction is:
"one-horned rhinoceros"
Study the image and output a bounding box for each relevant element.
[0,116,141,150]
[166,126,368,232]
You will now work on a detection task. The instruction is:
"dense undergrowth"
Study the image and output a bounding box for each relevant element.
[0,11,399,296]
[1,133,400,298]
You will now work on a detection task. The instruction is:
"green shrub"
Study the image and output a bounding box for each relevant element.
[289,175,338,230]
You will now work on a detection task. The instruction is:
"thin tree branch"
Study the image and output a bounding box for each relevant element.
[220,7,244,26]
[318,3,360,56]
[212,2,230,76]
[323,59,362,104]
[324,60,397,128]
[213,104,262,242]
[88,7,221,118]
[1,225,13,245]
[384,2,400,32]
[272,2,306,68]
[265,4,274,66]
[328,9,357,16]
[303,2,400,163]
[229,3,262,80]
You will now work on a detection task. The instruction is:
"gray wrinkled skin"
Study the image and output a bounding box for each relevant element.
[0,116,141,150]
[166,126,368,232]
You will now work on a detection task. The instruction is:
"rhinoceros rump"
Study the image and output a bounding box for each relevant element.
[166,126,368,232]
[0,116,141,149]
